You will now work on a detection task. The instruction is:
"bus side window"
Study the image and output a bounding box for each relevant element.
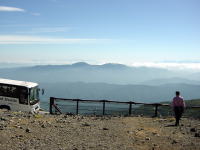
[19,88,28,105]
[0,85,3,95]
[0,85,18,98]
[0,85,7,96]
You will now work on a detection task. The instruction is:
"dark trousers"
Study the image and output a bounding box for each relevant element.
[174,106,184,126]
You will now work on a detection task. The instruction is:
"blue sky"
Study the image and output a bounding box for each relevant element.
[0,0,200,68]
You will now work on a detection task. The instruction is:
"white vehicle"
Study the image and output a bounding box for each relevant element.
[0,78,41,113]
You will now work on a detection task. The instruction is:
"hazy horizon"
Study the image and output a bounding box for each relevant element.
[0,61,200,72]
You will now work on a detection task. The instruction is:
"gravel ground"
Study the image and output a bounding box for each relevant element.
[0,110,200,150]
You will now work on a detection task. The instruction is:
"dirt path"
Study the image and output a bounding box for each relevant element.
[123,117,200,150]
[0,110,199,150]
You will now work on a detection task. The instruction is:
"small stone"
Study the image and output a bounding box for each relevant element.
[41,124,46,128]
[156,134,160,137]
[137,128,144,131]
[25,128,31,133]
[171,140,178,144]
[152,132,158,135]
[30,120,35,123]
[0,117,7,121]
[0,126,4,130]
[82,122,90,127]
[145,137,150,140]
[63,115,68,118]
[127,131,133,134]
[16,135,23,139]
[190,128,196,132]
[194,132,200,137]
[18,126,22,129]
[9,120,14,123]
[103,127,109,130]
[153,144,158,147]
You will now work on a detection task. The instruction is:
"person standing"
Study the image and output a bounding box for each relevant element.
[172,91,186,126]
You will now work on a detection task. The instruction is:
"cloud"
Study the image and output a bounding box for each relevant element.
[16,27,71,34]
[0,35,108,44]
[33,27,70,33]
[0,6,25,12]
[131,62,200,71]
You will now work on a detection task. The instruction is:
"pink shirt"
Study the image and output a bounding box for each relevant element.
[172,96,185,107]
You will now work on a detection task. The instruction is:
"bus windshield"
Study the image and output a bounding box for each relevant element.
[29,86,39,105]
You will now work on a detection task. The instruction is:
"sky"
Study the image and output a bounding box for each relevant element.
[0,0,200,69]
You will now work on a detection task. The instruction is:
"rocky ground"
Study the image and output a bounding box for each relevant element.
[0,110,200,150]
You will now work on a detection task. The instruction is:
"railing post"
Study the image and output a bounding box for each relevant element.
[76,99,79,115]
[154,104,158,117]
[50,97,54,114]
[129,102,132,115]
[103,100,106,115]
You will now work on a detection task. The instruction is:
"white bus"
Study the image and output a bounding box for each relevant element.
[0,78,41,113]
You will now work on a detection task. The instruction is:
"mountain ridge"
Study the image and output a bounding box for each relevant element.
[0,62,192,84]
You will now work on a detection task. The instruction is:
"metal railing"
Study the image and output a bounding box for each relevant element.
[49,97,200,117]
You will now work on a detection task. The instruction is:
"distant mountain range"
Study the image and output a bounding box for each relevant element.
[140,77,200,86]
[0,62,200,102]
[0,62,199,85]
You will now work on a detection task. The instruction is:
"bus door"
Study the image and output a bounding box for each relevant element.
[19,87,28,105]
